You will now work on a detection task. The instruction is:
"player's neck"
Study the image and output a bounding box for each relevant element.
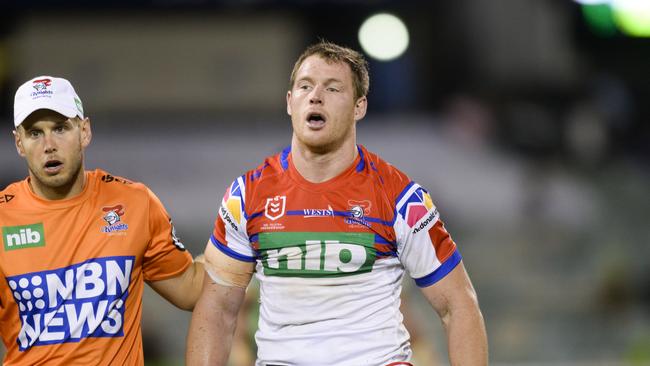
[28,168,87,201]
[290,137,358,184]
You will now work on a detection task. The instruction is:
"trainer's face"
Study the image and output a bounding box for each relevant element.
[287,55,367,153]
[14,110,91,198]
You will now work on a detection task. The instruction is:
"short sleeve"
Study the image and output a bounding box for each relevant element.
[210,176,255,262]
[394,182,461,288]
[142,188,193,281]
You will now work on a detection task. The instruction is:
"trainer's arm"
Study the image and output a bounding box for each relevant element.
[421,261,488,365]
[186,242,254,366]
[148,255,205,311]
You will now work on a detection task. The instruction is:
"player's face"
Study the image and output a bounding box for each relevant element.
[287,55,367,153]
[14,110,91,198]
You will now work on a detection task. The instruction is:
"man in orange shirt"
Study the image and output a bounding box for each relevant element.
[0,76,204,365]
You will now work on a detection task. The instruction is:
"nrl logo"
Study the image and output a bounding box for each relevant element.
[265,196,286,221]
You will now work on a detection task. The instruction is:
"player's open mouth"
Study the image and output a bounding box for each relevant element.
[306,113,326,129]
[44,160,63,174]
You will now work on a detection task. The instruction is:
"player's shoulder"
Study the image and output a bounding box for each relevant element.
[240,148,288,187]
[359,145,412,198]
[0,179,25,209]
[363,150,435,217]
[91,169,151,197]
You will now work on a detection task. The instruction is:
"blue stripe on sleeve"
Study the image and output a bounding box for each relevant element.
[395,181,416,206]
[210,235,256,263]
[414,250,462,288]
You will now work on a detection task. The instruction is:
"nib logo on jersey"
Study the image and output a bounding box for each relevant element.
[259,232,375,277]
[3,223,45,251]
[100,205,128,234]
[7,256,134,351]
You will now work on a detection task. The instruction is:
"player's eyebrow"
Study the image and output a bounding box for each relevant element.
[296,76,344,85]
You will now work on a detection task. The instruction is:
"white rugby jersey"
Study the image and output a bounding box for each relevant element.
[210,146,461,366]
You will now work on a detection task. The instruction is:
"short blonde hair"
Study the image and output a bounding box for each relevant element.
[289,41,369,100]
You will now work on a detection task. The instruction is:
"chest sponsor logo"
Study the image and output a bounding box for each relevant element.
[6,256,134,351]
[264,196,286,221]
[101,205,128,234]
[258,232,375,277]
[3,223,45,251]
[303,205,334,218]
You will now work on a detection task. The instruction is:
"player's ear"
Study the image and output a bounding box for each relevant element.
[354,96,367,122]
[13,128,26,157]
[286,90,293,116]
[80,117,92,148]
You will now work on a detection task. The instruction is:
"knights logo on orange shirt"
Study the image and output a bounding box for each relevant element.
[101,205,129,234]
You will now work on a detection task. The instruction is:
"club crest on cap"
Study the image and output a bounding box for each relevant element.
[14,76,85,128]
[29,78,54,99]
[32,79,52,92]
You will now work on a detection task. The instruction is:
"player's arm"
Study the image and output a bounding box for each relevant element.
[147,255,205,311]
[186,241,254,366]
[420,261,488,365]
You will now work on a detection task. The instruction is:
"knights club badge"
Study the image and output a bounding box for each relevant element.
[265,195,286,221]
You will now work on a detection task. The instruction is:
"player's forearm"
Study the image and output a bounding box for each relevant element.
[183,256,206,310]
[444,303,488,365]
[185,310,235,366]
[147,257,205,311]
[186,281,245,366]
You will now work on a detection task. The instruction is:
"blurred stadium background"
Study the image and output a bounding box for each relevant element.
[1,0,649,365]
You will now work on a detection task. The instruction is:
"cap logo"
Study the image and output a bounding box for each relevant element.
[30,78,54,99]
[32,79,52,92]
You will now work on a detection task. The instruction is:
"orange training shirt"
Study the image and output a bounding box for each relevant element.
[0,169,192,365]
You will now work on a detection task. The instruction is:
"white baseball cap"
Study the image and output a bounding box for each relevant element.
[13,76,84,128]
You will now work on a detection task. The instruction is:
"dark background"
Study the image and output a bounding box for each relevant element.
[1,1,649,364]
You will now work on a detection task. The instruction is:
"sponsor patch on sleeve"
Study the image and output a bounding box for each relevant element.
[396,184,438,229]
[223,176,246,224]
